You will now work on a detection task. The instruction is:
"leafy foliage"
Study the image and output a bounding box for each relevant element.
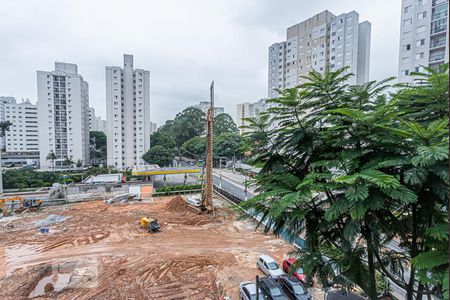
[142,145,174,167]
[0,120,12,138]
[89,131,107,162]
[154,183,202,195]
[239,65,449,299]
[214,113,238,135]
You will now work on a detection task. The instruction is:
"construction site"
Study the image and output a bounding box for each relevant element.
[0,195,295,299]
[0,83,300,300]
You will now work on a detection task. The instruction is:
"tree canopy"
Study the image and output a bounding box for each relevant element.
[240,65,449,300]
[145,107,242,163]
[142,145,174,167]
[89,131,107,162]
[214,113,238,135]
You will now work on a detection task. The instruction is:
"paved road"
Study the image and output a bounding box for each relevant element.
[212,174,254,201]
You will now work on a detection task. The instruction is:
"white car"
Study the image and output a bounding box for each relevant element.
[257,254,285,278]
[239,281,265,300]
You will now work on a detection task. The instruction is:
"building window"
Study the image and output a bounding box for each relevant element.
[416,39,425,46]
[404,5,412,13]
[417,11,427,20]
[417,25,426,33]
[415,52,424,60]
[403,18,412,26]
[403,44,411,51]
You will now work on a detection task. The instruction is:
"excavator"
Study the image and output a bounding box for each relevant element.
[0,196,42,215]
[186,82,215,214]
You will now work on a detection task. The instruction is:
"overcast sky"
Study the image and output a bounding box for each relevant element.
[0,0,401,125]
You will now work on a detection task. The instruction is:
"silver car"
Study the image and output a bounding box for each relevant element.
[257,254,285,278]
[239,281,265,300]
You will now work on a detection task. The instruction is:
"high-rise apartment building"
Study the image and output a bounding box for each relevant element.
[236,99,267,134]
[150,122,157,135]
[191,101,225,116]
[106,54,150,170]
[268,10,371,98]
[0,96,16,149]
[88,107,107,134]
[37,62,90,170]
[398,0,448,83]
[2,98,38,153]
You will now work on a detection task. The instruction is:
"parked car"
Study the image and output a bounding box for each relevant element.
[239,281,265,300]
[277,275,311,300]
[259,276,288,300]
[282,258,307,284]
[257,254,285,278]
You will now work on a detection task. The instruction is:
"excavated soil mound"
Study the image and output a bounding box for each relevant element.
[165,196,189,212]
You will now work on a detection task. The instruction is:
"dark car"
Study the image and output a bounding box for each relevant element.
[277,275,311,300]
[259,277,288,300]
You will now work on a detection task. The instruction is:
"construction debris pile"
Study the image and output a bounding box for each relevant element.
[165,195,189,212]
[34,214,67,227]
[0,196,293,299]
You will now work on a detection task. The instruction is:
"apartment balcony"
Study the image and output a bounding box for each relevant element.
[429,52,446,63]
[432,0,448,7]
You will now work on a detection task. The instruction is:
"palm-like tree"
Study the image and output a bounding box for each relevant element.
[76,159,83,169]
[63,155,75,169]
[239,65,449,299]
[46,151,57,172]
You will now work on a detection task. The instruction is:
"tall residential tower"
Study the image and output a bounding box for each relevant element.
[106,54,150,170]
[37,62,90,170]
[398,0,448,83]
[268,10,371,98]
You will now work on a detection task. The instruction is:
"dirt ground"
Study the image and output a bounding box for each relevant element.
[0,196,295,299]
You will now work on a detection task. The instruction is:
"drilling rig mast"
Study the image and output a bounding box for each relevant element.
[200,81,214,213]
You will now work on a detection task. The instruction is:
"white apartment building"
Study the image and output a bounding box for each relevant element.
[89,107,107,134]
[268,10,371,98]
[106,54,150,170]
[37,62,90,170]
[0,96,16,149]
[398,0,448,83]
[3,98,39,153]
[191,101,225,116]
[236,99,267,134]
[150,122,157,135]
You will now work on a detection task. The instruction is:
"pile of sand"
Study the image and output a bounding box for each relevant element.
[165,196,188,212]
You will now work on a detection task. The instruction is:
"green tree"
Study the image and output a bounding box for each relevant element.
[0,121,12,139]
[182,136,206,158]
[89,131,107,162]
[239,66,449,299]
[214,132,243,158]
[76,159,83,168]
[150,130,176,149]
[63,155,75,168]
[3,169,59,189]
[142,145,174,167]
[171,107,206,147]
[46,151,57,172]
[214,113,238,135]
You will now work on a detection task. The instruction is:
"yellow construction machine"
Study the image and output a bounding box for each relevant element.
[0,196,42,215]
